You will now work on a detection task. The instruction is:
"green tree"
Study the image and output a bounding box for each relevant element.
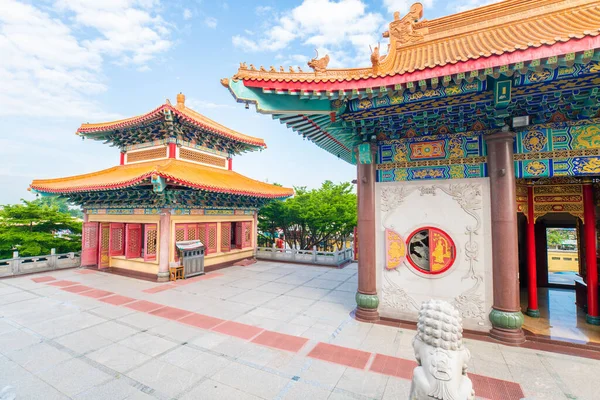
[32,196,83,219]
[0,200,82,259]
[258,181,357,250]
[547,228,568,249]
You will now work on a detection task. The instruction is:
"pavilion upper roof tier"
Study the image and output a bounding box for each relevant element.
[77,93,266,152]
[30,159,293,199]
[227,0,600,90]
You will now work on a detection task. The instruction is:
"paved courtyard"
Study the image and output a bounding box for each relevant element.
[1,261,599,400]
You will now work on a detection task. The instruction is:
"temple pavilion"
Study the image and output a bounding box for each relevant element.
[223,0,600,345]
[30,93,293,281]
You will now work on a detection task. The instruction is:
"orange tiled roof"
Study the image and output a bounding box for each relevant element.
[77,94,266,148]
[230,0,600,84]
[30,159,293,199]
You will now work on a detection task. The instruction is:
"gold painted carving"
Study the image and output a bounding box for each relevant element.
[307,50,330,73]
[383,3,429,49]
[532,184,584,222]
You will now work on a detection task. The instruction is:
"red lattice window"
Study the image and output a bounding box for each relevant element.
[174,225,186,261]
[126,224,142,259]
[235,222,242,249]
[81,222,99,266]
[109,223,125,256]
[242,221,252,248]
[144,224,157,261]
[221,223,231,252]
[207,223,217,254]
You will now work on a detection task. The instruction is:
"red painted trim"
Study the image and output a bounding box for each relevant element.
[405,226,456,275]
[584,184,598,317]
[228,157,232,170]
[301,115,349,151]
[120,152,125,165]
[242,36,600,91]
[526,186,538,312]
[168,143,177,159]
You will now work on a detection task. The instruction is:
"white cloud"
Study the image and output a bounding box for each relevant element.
[0,0,172,120]
[452,0,503,12]
[255,5,273,15]
[232,0,384,68]
[183,8,192,20]
[204,16,217,29]
[383,0,434,14]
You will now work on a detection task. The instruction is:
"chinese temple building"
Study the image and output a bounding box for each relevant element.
[30,93,293,281]
[223,0,600,345]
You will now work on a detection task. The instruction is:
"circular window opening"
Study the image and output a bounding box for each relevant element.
[406,227,456,275]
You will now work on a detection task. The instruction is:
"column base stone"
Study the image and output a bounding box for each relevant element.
[586,314,600,325]
[157,271,170,282]
[526,308,540,318]
[489,327,526,345]
[355,307,380,322]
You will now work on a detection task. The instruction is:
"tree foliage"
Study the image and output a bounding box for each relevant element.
[258,181,356,250]
[32,196,83,219]
[546,228,569,249]
[0,199,82,259]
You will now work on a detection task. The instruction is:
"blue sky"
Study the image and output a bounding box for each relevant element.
[0,0,497,204]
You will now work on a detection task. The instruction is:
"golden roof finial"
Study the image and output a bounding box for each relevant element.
[176,92,185,109]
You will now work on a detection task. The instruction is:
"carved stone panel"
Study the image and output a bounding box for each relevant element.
[375,178,493,331]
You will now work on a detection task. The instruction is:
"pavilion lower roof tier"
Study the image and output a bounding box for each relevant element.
[77,93,266,153]
[225,0,600,92]
[30,159,294,205]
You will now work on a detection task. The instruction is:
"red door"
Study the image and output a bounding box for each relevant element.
[144,224,158,261]
[126,224,142,259]
[98,223,110,269]
[109,223,125,256]
[81,222,99,267]
[235,222,243,249]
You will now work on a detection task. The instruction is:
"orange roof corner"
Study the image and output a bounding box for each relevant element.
[76,93,267,149]
[30,159,293,199]
[230,0,600,84]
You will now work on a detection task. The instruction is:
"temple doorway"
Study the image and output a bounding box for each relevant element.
[546,227,582,287]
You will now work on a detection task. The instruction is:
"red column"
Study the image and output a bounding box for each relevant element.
[584,182,599,325]
[157,209,171,282]
[168,143,177,159]
[526,185,540,317]
[355,145,379,322]
[120,152,125,165]
[228,157,233,170]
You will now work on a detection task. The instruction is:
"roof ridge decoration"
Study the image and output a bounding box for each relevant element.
[76,93,267,149]
[227,0,600,85]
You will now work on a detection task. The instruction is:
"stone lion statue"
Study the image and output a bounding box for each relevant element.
[410,300,474,400]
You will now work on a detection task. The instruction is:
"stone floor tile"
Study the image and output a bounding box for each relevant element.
[116,311,166,330]
[299,359,347,387]
[0,329,42,354]
[118,332,178,357]
[286,286,331,300]
[254,282,298,295]
[281,381,332,400]
[382,376,412,400]
[303,278,343,290]
[88,343,152,373]
[6,341,72,374]
[0,291,39,305]
[211,361,289,399]
[54,330,112,354]
[36,358,112,397]
[335,366,389,399]
[0,319,18,335]
[127,358,200,398]
[179,378,262,400]
[88,304,136,320]
[28,312,106,338]
[149,320,203,342]
[74,378,141,400]
[161,345,231,377]
[3,373,69,400]
[85,320,139,342]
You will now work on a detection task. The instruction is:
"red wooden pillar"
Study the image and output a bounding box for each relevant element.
[168,143,177,159]
[584,181,599,325]
[228,157,233,170]
[120,152,125,165]
[526,185,540,317]
[355,144,379,322]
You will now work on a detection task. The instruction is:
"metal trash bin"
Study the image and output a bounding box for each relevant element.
[175,240,205,278]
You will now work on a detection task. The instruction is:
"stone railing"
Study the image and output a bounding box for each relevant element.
[256,245,354,267]
[0,249,81,278]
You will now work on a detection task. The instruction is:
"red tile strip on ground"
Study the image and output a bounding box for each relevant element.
[124,300,166,313]
[149,306,193,321]
[80,289,114,299]
[31,276,56,283]
[61,285,93,293]
[47,280,79,287]
[307,342,371,369]
[142,284,176,294]
[75,270,96,274]
[99,295,136,305]
[251,330,309,353]
[179,313,225,330]
[369,353,417,379]
[211,320,264,340]
[470,374,524,400]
